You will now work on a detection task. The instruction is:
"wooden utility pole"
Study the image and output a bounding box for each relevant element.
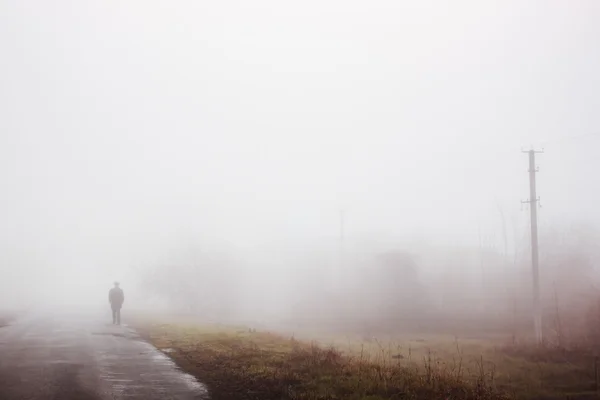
[522,149,543,343]
[331,209,345,292]
[339,209,345,272]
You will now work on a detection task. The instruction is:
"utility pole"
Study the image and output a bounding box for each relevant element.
[522,148,543,343]
[478,226,486,314]
[339,209,345,277]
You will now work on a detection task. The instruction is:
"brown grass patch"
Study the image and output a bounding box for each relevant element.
[135,321,508,400]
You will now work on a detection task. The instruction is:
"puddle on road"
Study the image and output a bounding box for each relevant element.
[179,373,208,393]
[91,332,128,338]
[150,352,171,362]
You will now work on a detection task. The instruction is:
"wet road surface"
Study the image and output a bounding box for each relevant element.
[0,310,209,399]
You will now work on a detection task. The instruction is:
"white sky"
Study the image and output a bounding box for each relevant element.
[1,1,599,306]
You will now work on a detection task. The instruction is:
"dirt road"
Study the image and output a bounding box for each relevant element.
[0,310,208,399]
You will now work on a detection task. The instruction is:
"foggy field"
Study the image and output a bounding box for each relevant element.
[134,315,600,400]
[3,1,600,399]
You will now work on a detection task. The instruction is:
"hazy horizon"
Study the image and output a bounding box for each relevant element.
[1,1,600,313]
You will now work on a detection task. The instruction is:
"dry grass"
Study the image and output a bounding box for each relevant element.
[342,335,600,400]
[132,315,600,399]
[495,341,600,399]
[336,334,600,400]
[134,320,509,400]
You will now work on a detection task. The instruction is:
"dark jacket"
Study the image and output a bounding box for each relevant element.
[109,287,125,307]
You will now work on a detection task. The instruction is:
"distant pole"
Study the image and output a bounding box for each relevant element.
[522,148,543,343]
[477,225,486,314]
[478,226,484,282]
[495,203,509,270]
[339,209,345,273]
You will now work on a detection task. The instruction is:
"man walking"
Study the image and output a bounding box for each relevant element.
[109,281,125,325]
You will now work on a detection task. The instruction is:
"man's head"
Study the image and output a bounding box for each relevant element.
[114,281,120,288]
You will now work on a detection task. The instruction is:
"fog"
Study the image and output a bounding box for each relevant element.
[1,1,600,332]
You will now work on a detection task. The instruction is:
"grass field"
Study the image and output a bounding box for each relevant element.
[132,315,600,400]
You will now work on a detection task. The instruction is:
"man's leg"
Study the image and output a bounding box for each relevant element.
[116,307,121,325]
[111,307,116,324]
